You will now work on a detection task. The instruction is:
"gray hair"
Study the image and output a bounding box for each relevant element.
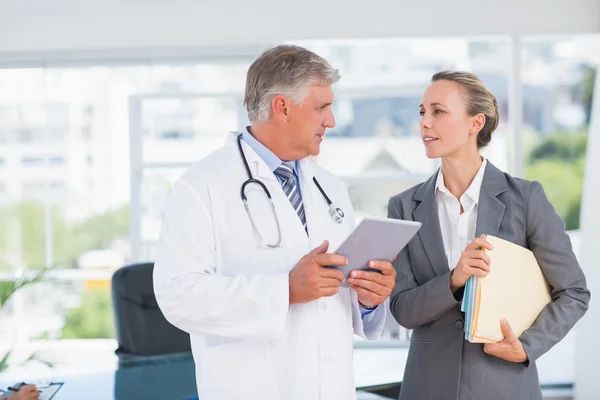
[244,45,340,123]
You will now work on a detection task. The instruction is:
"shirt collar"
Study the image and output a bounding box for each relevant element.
[435,158,488,205]
[241,126,299,176]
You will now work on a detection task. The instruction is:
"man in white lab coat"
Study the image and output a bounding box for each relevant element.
[153,44,396,400]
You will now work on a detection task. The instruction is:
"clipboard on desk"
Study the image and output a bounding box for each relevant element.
[4,382,63,400]
[11,382,65,400]
[38,382,64,400]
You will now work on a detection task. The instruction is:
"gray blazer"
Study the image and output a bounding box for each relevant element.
[387,161,590,400]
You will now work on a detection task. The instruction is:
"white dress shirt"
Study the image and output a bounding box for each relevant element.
[435,158,487,270]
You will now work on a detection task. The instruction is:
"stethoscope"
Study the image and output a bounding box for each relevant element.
[237,133,344,248]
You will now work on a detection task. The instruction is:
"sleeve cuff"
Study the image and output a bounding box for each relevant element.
[359,303,378,318]
[520,338,537,367]
[361,304,386,340]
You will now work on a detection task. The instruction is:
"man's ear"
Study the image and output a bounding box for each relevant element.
[272,94,290,121]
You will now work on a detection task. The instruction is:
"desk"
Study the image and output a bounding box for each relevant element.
[0,342,574,399]
[0,349,404,400]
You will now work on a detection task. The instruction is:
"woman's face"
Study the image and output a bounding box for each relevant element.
[419,79,482,159]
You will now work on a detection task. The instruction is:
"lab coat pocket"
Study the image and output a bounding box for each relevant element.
[200,338,279,398]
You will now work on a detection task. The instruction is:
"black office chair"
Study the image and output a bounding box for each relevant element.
[360,382,402,399]
[111,262,191,365]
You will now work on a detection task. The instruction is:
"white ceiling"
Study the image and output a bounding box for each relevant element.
[0,0,598,62]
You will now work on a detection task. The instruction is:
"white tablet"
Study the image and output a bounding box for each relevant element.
[329,217,422,281]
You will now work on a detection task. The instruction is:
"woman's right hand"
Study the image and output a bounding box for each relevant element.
[7,385,39,400]
[450,235,493,293]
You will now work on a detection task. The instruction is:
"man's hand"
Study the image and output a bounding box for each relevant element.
[289,240,347,304]
[483,319,528,363]
[347,260,396,308]
[8,384,39,400]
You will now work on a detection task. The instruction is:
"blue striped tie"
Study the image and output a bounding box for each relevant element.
[274,162,307,231]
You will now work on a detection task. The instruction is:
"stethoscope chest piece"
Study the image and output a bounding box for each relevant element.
[329,204,344,224]
[312,176,344,224]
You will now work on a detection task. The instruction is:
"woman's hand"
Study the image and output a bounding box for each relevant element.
[484,319,528,363]
[450,234,493,293]
[8,384,39,400]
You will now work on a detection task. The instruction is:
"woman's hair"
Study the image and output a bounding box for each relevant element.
[431,71,499,148]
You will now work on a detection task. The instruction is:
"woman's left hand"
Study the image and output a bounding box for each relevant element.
[483,319,528,363]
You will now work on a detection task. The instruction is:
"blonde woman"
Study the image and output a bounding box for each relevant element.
[387,71,590,400]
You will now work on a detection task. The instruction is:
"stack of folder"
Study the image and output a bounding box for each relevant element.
[462,235,552,343]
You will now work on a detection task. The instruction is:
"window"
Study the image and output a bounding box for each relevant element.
[139,96,241,165]
[0,37,593,387]
[132,94,246,258]
[0,62,250,350]
[522,37,598,233]
[22,181,46,193]
[21,157,45,165]
[158,130,195,140]
[294,37,511,220]
[46,128,67,141]
[48,156,65,165]
[18,128,34,142]
[81,126,92,141]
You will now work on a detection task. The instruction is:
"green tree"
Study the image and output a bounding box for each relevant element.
[55,205,129,268]
[527,130,588,164]
[0,203,127,339]
[581,65,596,125]
[0,203,129,270]
[0,201,66,270]
[525,132,587,230]
[0,268,50,372]
[61,288,115,339]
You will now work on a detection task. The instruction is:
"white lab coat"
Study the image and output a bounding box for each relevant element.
[153,131,386,400]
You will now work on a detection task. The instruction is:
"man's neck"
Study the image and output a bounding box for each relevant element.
[249,123,294,161]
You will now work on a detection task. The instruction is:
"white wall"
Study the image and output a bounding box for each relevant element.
[0,0,599,63]
[575,62,600,400]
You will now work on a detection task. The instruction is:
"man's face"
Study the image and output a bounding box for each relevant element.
[283,83,336,159]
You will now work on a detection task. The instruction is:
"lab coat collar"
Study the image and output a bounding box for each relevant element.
[226,131,278,182]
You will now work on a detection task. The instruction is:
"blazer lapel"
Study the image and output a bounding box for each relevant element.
[475,162,509,237]
[413,170,450,277]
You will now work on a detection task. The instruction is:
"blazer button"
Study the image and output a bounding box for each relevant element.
[455,319,464,330]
